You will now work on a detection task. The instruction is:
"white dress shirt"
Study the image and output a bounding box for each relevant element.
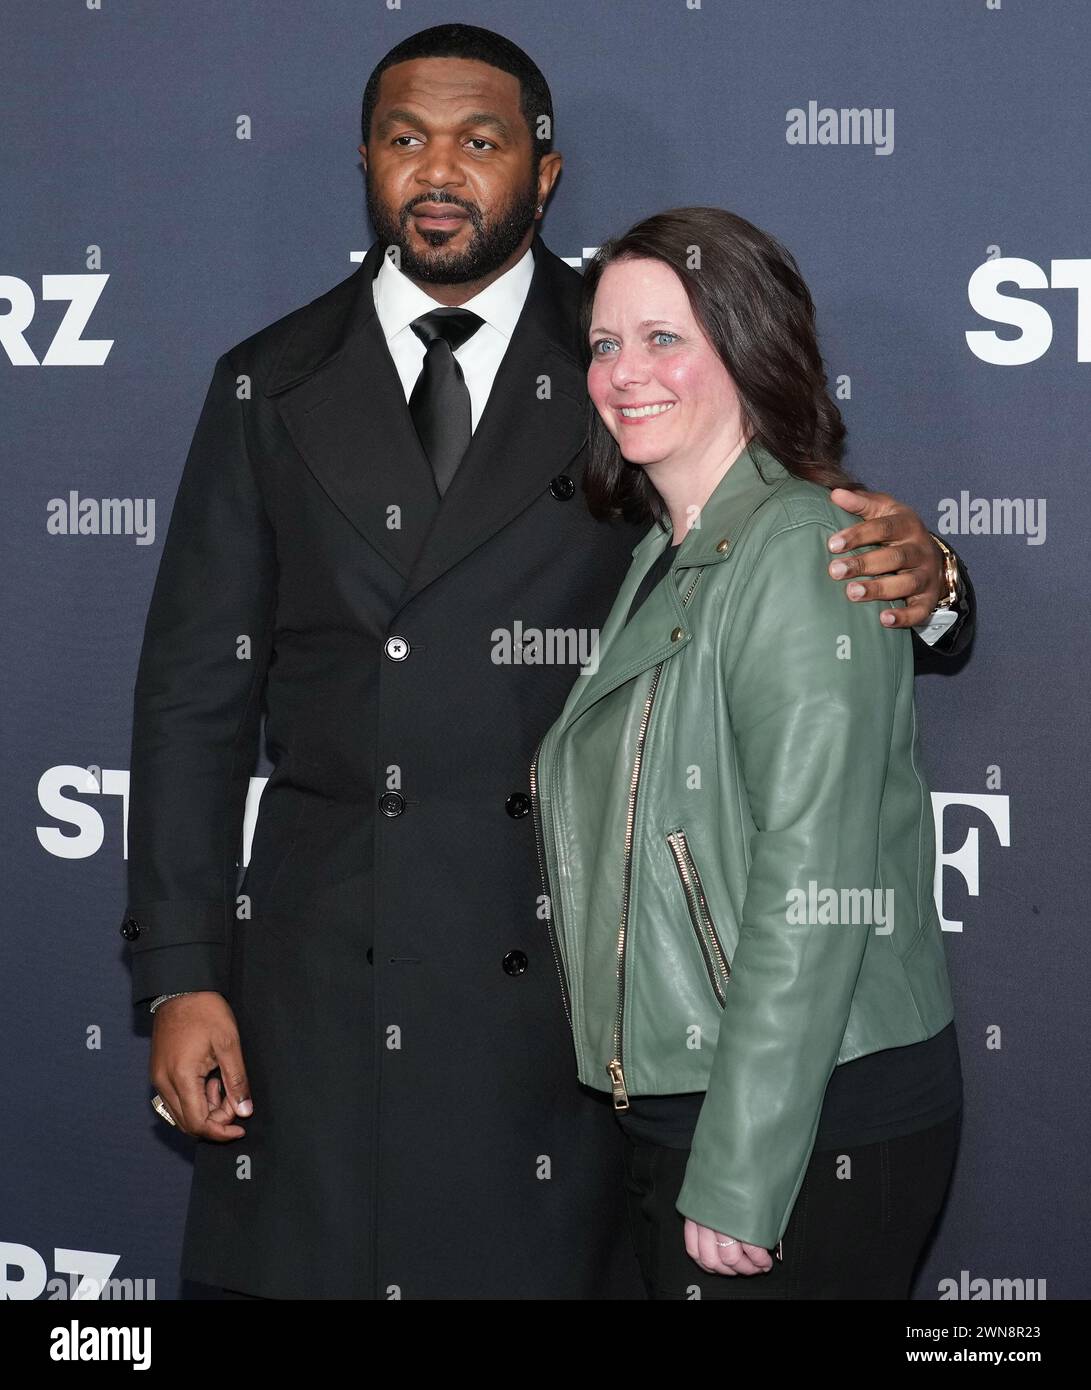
[371,243,534,434]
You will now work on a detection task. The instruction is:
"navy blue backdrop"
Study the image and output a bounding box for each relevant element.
[2,0,1087,1300]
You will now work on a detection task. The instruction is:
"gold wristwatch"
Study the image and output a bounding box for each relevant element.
[929,534,960,610]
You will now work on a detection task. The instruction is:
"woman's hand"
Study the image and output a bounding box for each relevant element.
[684,1218,774,1276]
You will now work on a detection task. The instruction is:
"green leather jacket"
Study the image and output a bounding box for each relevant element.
[529,440,955,1248]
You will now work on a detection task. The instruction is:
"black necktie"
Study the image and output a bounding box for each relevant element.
[408,308,485,497]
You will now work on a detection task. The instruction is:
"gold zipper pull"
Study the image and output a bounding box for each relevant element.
[607,1059,630,1111]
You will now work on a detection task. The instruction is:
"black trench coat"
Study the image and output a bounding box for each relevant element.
[121,236,651,1298]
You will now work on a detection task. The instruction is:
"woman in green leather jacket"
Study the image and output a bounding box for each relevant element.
[529,207,963,1299]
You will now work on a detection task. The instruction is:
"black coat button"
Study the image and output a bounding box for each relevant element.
[120,916,141,941]
[502,950,529,976]
[549,474,575,500]
[505,792,530,818]
[379,792,405,817]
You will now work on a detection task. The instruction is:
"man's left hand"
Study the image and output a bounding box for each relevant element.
[827,487,942,628]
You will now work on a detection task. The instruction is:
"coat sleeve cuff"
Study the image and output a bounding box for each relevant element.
[120,900,230,1006]
[129,941,229,1008]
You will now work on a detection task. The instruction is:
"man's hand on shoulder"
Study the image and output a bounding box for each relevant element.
[150,991,253,1141]
[826,486,943,628]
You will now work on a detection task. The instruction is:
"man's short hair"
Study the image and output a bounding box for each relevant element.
[360,22,554,162]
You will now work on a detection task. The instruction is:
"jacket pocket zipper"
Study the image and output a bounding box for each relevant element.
[609,569,704,1111]
[665,830,779,1263]
[665,829,731,1007]
[529,737,573,1029]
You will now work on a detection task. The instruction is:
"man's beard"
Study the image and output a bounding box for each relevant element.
[366,175,540,284]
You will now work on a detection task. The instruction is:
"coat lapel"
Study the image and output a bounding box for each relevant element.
[396,239,589,610]
[263,237,590,610]
[263,240,441,580]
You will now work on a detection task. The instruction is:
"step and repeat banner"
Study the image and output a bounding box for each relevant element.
[3,0,1086,1301]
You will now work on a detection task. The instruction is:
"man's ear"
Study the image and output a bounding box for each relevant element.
[536,150,563,208]
[358,143,368,172]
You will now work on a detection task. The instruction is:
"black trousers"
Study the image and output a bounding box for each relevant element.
[622,1110,961,1299]
[218,1110,959,1301]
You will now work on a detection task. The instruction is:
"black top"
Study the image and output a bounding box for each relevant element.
[617,539,963,1151]
[623,535,679,626]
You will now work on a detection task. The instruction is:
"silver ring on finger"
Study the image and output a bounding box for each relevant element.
[151,1093,177,1127]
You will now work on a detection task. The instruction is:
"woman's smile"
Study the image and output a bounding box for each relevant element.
[615,401,677,423]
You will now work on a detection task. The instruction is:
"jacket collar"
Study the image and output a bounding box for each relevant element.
[557,439,792,728]
[630,438,792,567]
[263,237,589,613]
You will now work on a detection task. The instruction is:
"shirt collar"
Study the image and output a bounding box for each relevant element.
[372,242,535,343]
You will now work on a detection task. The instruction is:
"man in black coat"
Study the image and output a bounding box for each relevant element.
[121,24,974,1300]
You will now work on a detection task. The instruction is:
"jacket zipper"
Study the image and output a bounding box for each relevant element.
[529,738,573,1029]
[609,569,704,1110]
[665,829,731,1006]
